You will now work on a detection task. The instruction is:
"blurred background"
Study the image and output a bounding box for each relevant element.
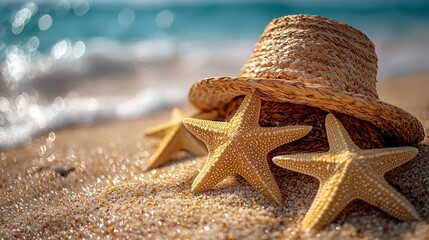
[1,0,429,148]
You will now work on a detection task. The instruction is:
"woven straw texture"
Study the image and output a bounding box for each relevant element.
[188,14,424,145]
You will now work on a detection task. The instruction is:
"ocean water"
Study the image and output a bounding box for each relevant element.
[1,0,429,148]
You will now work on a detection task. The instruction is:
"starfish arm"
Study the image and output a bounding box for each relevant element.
[325,114,360,152]
[237,153,283,204]
[230,92,262,129]
[171,108,187,121]
[192,110,219,120]
[191,148,234,192]
[251,125,312,152]
[144,122,175,138]
[273,153,338,182]
[145,108,186,138]
[146,129,180,170]
[183,118,228,145]
[301,175,354,231]
[357,177,420,221]
[360,147,418,174]
[180,128,207,156]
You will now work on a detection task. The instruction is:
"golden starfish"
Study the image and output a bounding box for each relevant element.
[144,108,217,170]
[183,92,312,204]
[273,114,420,231]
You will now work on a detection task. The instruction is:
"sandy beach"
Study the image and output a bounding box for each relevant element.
[1,72,428,239]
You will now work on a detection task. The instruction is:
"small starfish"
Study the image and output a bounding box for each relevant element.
[183,92,312,204]
[273,114,420,231]
[144,108,217,170]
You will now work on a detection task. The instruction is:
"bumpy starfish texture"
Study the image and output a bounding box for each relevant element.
[144,108,217,170]
[183,92,312,204]
[273,114,420,231]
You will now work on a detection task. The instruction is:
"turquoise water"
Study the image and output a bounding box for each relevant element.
[2,1,429,56]
[1,0,429,148]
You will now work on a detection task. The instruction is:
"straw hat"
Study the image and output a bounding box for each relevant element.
[188,14,424,149]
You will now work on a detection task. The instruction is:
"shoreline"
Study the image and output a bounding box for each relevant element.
[1,72,428,239]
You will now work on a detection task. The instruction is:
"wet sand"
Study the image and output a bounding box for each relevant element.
[1,73,428,239]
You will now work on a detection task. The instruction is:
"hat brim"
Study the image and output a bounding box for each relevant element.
[188,76,425,145]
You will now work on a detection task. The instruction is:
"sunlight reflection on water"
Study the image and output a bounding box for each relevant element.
[1,1,429,148]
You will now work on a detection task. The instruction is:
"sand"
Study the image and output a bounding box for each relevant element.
[1,73,429,239]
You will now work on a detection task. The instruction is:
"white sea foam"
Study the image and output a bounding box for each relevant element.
[0,39,253,148]
[0,32,428,148]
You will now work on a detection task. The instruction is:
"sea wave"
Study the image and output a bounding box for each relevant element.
[1,32,429,149]
[1,0,429,148]
[0,38,254,148]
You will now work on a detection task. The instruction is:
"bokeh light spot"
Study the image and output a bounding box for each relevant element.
[51,39,71,59]
[73,0,90,17]
[12,17,25,35]
[38,14,53,31]
[55,0,71,16]
[0,97,9,112]
[155,10,174,29]
[72,41,86,58]
[23,2,38,16]
[117,9,135,28]
[26,36,39,52]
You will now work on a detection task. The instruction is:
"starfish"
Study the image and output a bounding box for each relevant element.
[273,114,420,231]
[183,92,312,204]
[144,108,217,170]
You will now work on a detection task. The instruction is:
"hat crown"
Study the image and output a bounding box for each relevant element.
[240,14,379,98]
